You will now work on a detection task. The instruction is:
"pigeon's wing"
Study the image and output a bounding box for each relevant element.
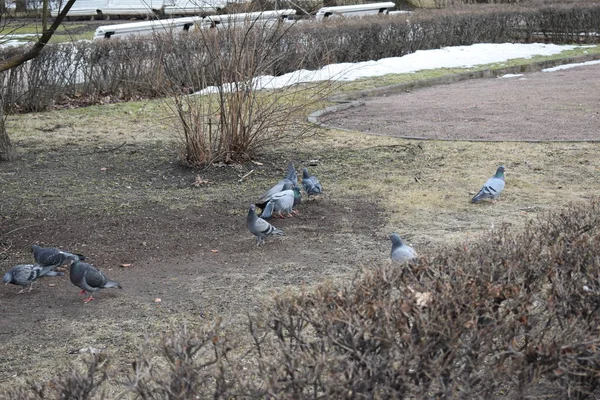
[276,191,295,213]
[14,265,37,284]
[34,247,64,266]
[257,179,288,204]
[472,177,505,202]
[309,177,322,194]
[302,175,322,195]
[253,216,274,236]
[82,266,108,290]
[285,162,297,186]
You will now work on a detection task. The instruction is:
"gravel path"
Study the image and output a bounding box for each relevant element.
[320,63,600,141]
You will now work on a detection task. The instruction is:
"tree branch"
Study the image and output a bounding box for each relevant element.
[0,0,78,72]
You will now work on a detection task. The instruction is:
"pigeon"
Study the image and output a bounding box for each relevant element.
[471,166,505,203]
[260,183,299,219]
[390,234,418,263]
[302,167,323,197]
[3,264,64,294]
[69,260,122,303]
[32,245,85,268]
[246,204,284,245]
[256,162,299,208]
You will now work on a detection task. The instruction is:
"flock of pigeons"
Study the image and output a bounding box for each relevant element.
[2,163,505,301]
[247,162,506,263]
[2,245,121,302]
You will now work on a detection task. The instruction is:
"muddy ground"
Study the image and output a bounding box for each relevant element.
[1,61,599,395]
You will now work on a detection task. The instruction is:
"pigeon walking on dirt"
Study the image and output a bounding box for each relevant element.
[247,204,284,245]
[471,166,505,203]
[3,264,64,294]
[390,234,418,263]
[260,183,299,219]
[302,167,323,197]
[32,245,85,268]
[69,260,122,303]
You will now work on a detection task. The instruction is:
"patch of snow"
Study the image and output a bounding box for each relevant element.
[498,73,524,79]
[198,42,582,94]
[542,59,600,72]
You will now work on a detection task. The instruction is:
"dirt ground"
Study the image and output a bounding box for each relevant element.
[320,63,600,141]
[1,61,600,394]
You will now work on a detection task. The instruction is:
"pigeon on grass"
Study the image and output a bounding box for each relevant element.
[302,167,323,198]
[390,234,418,263]
[3,264,64,294]
[247,204,284,246]
[69,260,122,303]
[32,245,85,268]
[471,166,505,203]
[260,184,300,219]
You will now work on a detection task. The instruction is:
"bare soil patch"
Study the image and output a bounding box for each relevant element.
[321,63,600,141]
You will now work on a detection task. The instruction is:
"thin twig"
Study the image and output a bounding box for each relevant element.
[0,242,12,255]
[4,224,39,236]
[95,141,127,153]
[238,169,255,182]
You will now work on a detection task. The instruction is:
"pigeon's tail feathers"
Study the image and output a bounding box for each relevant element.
[39,264,60,276]
[471,186,496,203]
[44,271,65,277]
[270,226,284,236]
[261,201,274,219]
[103,280,122,289]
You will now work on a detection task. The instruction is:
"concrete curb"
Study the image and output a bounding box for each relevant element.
[308,52,600,142]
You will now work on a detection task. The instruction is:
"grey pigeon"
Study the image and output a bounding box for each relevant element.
[69,260,122,303]
[390,234,418,263]
[471,166,505,203]
[302,167,323,197]
[3,264,64,294]
[260,183,298,219]
[247,204,284,245]
[32,245,85,268]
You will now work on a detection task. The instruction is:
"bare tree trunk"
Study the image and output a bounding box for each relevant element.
[0,0,77,162]
[0,104,16,162]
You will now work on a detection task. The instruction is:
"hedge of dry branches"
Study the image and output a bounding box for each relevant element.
[2,1,600,113]
[7,199,600,399]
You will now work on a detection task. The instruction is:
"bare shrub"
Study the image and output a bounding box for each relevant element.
[124,321,237,399]
[162,19,332,166]
[241,199,600,398]
[5,354,109,400]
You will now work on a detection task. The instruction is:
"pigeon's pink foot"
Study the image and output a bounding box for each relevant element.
[79,290,87,295]
[83,296,94,303]
[291,210,299,215]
